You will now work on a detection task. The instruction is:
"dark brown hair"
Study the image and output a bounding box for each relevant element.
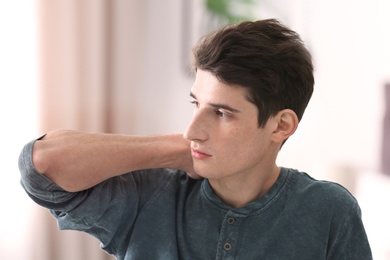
[193,19,314,127]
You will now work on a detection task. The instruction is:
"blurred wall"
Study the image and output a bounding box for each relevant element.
[0,1,38,259]
[38,0,194,136]
[275,0,390,181]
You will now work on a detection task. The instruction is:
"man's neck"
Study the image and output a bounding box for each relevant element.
[208,165,281,208]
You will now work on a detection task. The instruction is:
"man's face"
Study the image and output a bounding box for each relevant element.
[184,69,277,180]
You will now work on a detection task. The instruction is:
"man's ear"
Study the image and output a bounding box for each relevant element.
[271,109,299,143]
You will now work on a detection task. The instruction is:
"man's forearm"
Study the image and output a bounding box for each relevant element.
[32,130,193,192]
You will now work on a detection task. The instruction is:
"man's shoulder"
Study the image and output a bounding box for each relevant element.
[286,168,358,209]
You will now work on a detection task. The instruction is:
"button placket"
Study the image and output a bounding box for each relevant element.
[223,217,235,252]
[216,212,243,259]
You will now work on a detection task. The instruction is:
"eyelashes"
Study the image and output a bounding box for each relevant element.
[190,100,199,107]
[214,109,229,118]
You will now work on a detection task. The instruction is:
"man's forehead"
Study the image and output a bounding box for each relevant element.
[191,71,250,101]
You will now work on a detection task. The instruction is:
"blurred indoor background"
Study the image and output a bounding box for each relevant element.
[1,0,389,259]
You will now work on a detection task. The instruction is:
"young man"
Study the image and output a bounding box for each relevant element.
[19,19,372,259]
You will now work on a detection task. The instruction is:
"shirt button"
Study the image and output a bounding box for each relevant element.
[224,242,232,251]
[227,217,235,224]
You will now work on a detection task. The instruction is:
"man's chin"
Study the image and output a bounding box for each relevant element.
[186,171,203,179]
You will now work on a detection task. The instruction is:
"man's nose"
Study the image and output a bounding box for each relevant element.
[183,110,208,142]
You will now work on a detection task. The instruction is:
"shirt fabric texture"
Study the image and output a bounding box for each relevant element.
[19,138,372,259]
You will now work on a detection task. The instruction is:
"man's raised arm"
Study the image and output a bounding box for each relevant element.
[32,130,194,192]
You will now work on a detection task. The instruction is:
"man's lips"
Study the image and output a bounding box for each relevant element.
[191,148,211,159]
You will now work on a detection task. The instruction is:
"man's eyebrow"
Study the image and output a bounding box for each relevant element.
[189,92,241,113]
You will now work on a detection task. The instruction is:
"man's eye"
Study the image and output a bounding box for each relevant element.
[190,100,199,107]
[215,109,229,118]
